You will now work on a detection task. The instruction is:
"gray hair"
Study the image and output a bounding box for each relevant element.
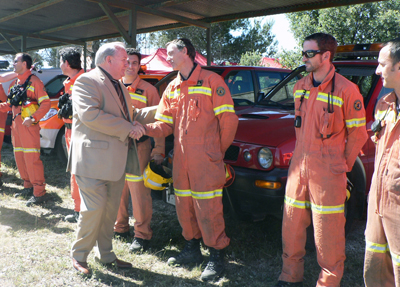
[95,42,126,66]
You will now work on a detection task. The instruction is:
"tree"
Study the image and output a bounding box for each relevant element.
[287,1,400,45]
[239,50,263,66]
[153,18,277,63]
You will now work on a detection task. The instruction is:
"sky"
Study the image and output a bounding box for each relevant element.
[265,14,298,52]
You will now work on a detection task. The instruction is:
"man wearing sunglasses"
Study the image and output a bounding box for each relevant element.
[275,33,368,287]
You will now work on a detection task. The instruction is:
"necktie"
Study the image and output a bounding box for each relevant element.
[112,79,129,119]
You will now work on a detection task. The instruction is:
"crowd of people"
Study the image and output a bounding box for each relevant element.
[0,34,400,286]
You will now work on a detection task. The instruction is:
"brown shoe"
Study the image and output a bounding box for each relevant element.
[72,258,91,275]
[110,258,132,268]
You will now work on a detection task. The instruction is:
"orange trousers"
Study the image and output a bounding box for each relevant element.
[279,153,346,287]
[114,140,153,239]
[65,127,80,212]
[0,111,7,177]
[12,117,46,197]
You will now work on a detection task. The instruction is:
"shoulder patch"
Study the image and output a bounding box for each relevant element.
[135,88,144,95]
[216,86,225,97]
[196,80,203,86]
[354,99,362,111]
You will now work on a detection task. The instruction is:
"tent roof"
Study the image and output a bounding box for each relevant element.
[0,0,382,56]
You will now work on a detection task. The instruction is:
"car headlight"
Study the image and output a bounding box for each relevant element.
[40,108,58,122]
[258,147,273,169]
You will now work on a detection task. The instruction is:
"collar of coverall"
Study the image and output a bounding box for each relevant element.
[63,69,84,87]
[128,74,141,90]
[305,63,336,92]
[381,91,397,107]
[17,69,32,83]
[175,63,200,87]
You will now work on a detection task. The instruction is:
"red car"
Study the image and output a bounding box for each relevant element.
[223,44,390,233]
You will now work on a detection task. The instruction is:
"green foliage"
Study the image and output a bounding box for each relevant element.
[153,19,277,63]
[276,47,303,70]
[239,50,263,66]
[287,1,400,45]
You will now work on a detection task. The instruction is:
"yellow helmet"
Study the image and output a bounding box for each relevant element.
[21,101,39,121]
[143,160,173,190]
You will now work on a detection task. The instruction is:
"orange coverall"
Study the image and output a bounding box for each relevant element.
[114,77,165,239]
[279,66,368,286]
[145,65,238,249]
[0,84,8,178]
[0,70,50,197]
[364,91,400,287]
[63,69,84,212]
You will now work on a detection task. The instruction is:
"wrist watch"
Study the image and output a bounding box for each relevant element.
[29,116,36,122]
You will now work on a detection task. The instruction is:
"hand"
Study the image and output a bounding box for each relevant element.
[22,117,33,127]
[129,121,145,140]
[152,154,164,165]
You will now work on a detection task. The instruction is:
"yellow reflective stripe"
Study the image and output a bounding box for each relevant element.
[167,89,180,99]
[375,109,396,122]
[214,104,235,116]
[294,90,310,99]
[38,95,49,104]
[155,112,173,124]
[0,128,4,133]
[13,147,40,153]
[391,251,400,266]
[346,117,366,128]
[129,92,147,104]
[316,93,344,107]
[174,189,192,197]
[69,85,74,92]
[188,86,212,96]
[366,240,389,254]
[284,196,311,209]
[174,189,223,199]
[311,202,344,214]
[27,86,34,93]
[125,173,143,182]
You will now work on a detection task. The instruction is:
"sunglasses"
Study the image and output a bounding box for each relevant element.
[302,50,326,58]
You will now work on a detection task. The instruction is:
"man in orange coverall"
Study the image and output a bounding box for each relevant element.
[0,53,50,206]
[275,33,368,287]
[113,48,165,251]
[364,38,400,287]
[134,38,238,281]
[58,47,84,223]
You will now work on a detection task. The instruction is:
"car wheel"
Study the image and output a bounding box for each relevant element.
[55,127,67,165]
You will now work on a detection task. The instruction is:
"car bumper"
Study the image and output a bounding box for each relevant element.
[226,166,288,220]
[40,128,59,148]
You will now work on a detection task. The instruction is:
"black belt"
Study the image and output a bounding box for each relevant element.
[65,123,72,129]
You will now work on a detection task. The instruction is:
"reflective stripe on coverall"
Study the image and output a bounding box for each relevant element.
[364,91,400,287]
[0,70,50,197]
[278,65,368,286]
[145,65,238,249]
[63,69,84,212]
[0,84,8,178]
[114,77,164,239]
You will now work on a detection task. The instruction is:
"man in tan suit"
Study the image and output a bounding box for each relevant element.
[67,42,144,275]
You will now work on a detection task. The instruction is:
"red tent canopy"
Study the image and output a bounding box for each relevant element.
[261,57,283,68]
[141,48,212,74]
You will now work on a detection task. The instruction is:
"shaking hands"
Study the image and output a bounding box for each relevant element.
[129,121,146,140]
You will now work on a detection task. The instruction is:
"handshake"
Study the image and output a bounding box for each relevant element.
[129,121,146,140]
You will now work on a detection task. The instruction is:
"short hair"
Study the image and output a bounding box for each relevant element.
[304,33,337,62]
[382,38,400,67]
[126,48,141,63]
[166,38,196,62]
[95,42,126,66]
[17,53,32,69]
[59,47,82,70]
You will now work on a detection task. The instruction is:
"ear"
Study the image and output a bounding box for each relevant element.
[324,51,331,61]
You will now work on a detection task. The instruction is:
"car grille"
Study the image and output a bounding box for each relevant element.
[224,145,239,161]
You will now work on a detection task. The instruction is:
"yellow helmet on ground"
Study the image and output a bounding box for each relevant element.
[143,160,173,190]
[21,101,39,121]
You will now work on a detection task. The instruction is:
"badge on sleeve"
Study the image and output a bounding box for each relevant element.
[216,86,225,96]
[354,100,362,111]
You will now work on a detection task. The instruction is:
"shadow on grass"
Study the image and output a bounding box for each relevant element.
[0,205,73,234]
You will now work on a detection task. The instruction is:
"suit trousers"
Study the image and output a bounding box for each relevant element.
[71,172,125,263]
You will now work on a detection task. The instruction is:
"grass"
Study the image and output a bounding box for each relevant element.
[0,141,366,286]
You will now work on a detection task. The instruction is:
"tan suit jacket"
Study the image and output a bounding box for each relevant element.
[67,67,140,181]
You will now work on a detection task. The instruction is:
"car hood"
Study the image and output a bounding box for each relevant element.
[235,107,295,147]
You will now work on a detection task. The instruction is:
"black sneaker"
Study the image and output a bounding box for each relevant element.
[200,247,225,281]
[274,281,304,287]
[65,211,79,223]
[167,238,203,266]
[0,177,3,187]
[129,237,150,252]
[114,231,130,240]
[15,187,34,198]
[26,195,46,207]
